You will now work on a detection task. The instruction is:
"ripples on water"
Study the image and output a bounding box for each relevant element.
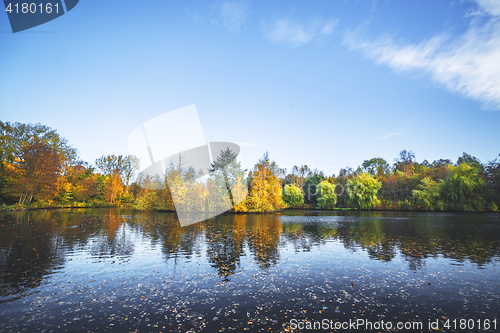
[0,209,499,332]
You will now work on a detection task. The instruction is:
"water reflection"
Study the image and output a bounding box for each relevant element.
[0,213,63,297]
[280,211,500,269]
[206,215,245,280]
[1,209,499,332]
[0,209,499,297]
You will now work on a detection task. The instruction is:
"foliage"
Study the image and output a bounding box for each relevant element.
[484,154,500,208]
[303,171,325,206]
[0,121,77,166]
[134,175,175,211]
[237,152,284,212]
[209,148,246,208]
[95,154,140,187]
[105,172,124,203]
[282,184,304,207]
[1,122,77,204]
[362,158,390,177]
[7,141,62,204]
[283,165,311,192]
[441,163,486,211]
[380,171,420,204]
[348,173,382,210]
[393,150,415,175]
[457,152,483,172]
[316,180,337,209]
[412,177,444,211]
[1,122,499,213]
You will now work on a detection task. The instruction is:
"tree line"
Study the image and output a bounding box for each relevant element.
[1,121,499,212]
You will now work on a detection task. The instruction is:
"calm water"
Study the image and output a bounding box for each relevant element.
[0,209,499,332]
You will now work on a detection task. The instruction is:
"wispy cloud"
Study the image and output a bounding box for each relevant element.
[264,18,337,47]
[216,1,250,33]
[343,1,500,109]
[474,0,500,16]
[374,131,407,142]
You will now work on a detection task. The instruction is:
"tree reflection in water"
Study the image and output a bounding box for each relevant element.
[1,209,499,299]
[279,211,500,271]
[206,215,245,281]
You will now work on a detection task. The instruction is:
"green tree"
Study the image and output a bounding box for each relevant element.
[362,158,390,177]
[484,154,500,210]
[456,152,483,172]
[303,171,325,206]
[316,180,337,209]
[412,177,444,211]
[209,148,246,209]
[282,184,304,207]
[348,173,382,210]
[441,163,485,211]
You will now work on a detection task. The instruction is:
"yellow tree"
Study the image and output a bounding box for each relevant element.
[242,152,285,212]
[105,172,124,203]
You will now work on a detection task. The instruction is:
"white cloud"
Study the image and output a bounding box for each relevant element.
[217,1,250,33]
[264,18,337,47]
[343,1,500,109]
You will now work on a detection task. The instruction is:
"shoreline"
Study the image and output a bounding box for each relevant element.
[2,204,497,214]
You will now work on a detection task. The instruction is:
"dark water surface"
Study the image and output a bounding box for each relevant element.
[0,209,499,332]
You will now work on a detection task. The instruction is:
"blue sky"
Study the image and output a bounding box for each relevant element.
[1,0,500,176]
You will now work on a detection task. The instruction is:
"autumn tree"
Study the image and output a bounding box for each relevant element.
[105,172,124,203]
[74,176,99,202]
[8,141,62,204]
[95,155,120,176]
[122,155,140,188]
[238,152,284,212]
[95,155,140,188]
[0,121,77,167]
[284,165,312,192]
[394,150,416,175]
[135,174,175,211]
[1,121,78,204]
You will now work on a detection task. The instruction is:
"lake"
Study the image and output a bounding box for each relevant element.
[0,209,499,332]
